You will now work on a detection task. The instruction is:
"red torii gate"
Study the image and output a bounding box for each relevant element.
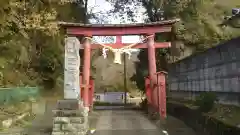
[59,19,178,115]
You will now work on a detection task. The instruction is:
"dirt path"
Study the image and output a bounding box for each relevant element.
[1,101,198,135]
[93,110,164,135]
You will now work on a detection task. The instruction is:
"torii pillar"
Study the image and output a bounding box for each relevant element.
[82,37,91,112]
[147,34,157,87]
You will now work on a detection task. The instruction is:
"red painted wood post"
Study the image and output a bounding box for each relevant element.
[145,76,151,104]
[82,37,91,111]
[157,72,167,119]
[116,36,122,44]
[79,73,83,100]
[156,73,161,117]
[65,23,173,36]
[89,79,94,111]
[89,42,170,49]
[91,80,95,110]
[147,34,157,84]
[147,34,157,112]
[160,72,167,119]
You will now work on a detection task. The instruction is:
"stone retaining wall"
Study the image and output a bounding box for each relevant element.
[168,37,240,106]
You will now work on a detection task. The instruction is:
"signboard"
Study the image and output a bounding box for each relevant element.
[94,92,129,103]
[64,37,81,99]
[104,93,123,103]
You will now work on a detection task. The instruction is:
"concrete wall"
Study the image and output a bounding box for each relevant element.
[168,37,240,106]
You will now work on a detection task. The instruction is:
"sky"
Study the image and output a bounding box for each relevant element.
[87,0,146,45]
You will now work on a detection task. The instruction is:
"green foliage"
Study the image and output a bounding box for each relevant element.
[142,0,240,48]
[195,92,218,112]
[130,50,148,92]
[0,0,87,91]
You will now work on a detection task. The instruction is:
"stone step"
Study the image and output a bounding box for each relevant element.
[53,109,85,117]
[52,100,88,135]
[57,100,80,110]
[53,117,85,124]
[52,131,86,135]
[52,123,86,132]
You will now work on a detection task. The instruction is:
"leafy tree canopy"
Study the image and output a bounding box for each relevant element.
[107,0,240,92]
[0,0,87,90]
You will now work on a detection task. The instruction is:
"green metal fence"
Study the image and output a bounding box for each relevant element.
[0,87,39,105]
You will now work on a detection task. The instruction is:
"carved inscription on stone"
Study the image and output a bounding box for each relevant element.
[64,37,81,99]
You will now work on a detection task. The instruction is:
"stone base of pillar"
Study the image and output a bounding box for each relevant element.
[147,104,156,119]
[89,106,93,112]
[51,99,89,135]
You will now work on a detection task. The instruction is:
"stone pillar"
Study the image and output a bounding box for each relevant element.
[51,37,88,135]
[63,37,81,99]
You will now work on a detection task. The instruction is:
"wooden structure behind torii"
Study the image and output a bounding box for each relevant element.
[59,19,179,111]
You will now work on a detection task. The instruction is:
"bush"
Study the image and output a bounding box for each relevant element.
[195,92,217,112]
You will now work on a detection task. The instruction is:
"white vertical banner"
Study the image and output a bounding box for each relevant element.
[64,37,81,99]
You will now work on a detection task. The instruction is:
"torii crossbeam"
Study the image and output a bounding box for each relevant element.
[59,19,179,112]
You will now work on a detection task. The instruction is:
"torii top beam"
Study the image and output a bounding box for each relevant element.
[59,19,179,49]
[59,19,179,36]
